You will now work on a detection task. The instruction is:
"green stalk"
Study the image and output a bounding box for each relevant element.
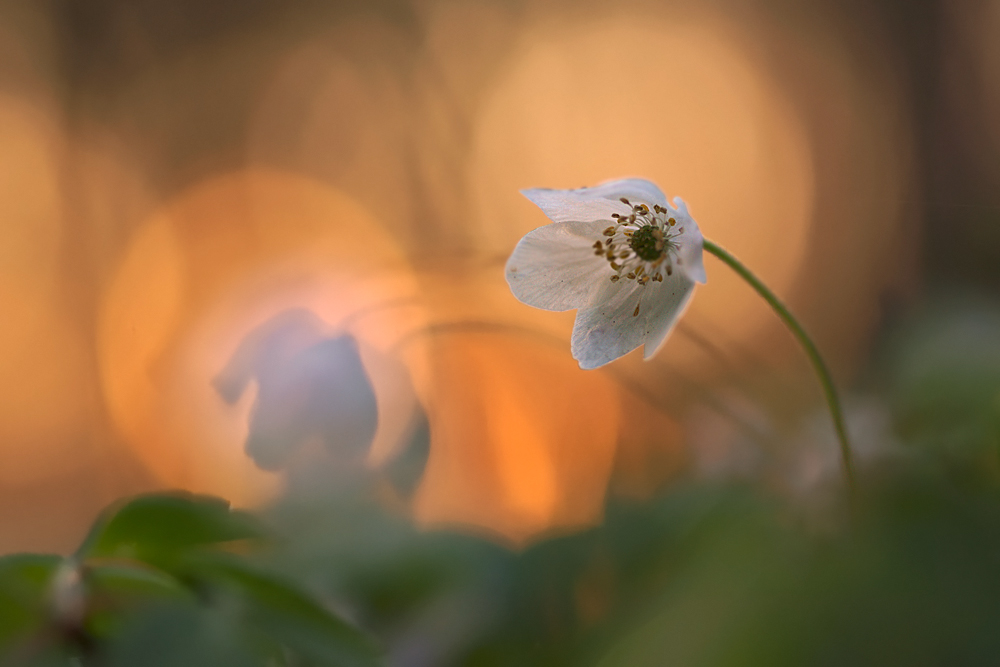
[702,238,858,494]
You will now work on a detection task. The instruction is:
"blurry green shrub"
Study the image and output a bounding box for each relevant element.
[7,298,1000,666]
[251,298,1000,666]
[885,297,1000,464]
[0,492,380,667]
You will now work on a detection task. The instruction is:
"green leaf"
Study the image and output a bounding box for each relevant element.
[84,563,193,640]
[0,554,60,645]
[87,563,188,600]
[100,602,262,667]
[78,493,265,568]
[191,554,381,667]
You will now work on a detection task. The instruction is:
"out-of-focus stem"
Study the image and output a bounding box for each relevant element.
[702,238,858,496]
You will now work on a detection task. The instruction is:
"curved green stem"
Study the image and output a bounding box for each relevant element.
[702,238,857,495]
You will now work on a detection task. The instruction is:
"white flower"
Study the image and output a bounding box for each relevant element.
[505,178,706,369]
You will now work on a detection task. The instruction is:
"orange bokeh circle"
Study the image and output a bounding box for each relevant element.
[468,12,815,372]
[98,168,424,505]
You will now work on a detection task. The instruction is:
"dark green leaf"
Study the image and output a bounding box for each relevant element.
[78,493,265,568]
[100,602,262,667]
[86,563,188,600]
[191,554,381,667]
[84,563,193,640]
[0,554,60,645]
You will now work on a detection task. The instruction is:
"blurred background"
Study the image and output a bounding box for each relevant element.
[2,0,1000,664]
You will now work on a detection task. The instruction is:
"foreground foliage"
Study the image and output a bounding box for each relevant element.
[0,493,379,667]
[3,297,1000,666]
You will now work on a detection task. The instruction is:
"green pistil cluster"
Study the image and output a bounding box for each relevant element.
[629,225,664,261]
[594,199,684,293]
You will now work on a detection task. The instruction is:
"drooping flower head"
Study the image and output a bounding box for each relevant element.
[506,178,706,369]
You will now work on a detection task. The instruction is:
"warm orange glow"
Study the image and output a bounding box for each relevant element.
[468,13,815,372]
[0,2,914,553]
[97,216,189,482]
[247,21,452,250]
[0,95,93,484]
[412,331,620,546]
[953,2,1000,168]
[98,169,423,505]
[611,392,686,500]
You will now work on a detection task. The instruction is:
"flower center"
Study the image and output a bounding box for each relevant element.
[629,225,665,261]
[592,198,685,293]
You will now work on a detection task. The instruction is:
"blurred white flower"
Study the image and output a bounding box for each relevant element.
[506,178,706,369]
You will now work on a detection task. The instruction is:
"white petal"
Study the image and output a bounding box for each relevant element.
[506,220,615,311]
[570,275,696,369]
[570,282,645,369]
[641,275,696,359]
[522,178,668,224]
[672,197,707,284]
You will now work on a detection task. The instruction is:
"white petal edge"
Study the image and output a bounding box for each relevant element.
[570,282,645,369]
[522,178,668,224]
[642,276,697,359]
[569,274,695,369]
[506,220,614,311]
[673,197,707,284]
